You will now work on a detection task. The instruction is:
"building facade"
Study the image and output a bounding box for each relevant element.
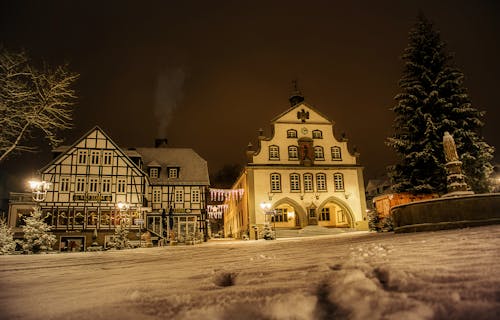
[8,127,210,251]
[225,94,368,239]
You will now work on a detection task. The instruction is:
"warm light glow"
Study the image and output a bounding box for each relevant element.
[288,211,295,218]
[28,180,51,202]
[260,202,271,210]
[117,201,130,210]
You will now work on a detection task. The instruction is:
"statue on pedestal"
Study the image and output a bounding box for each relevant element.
[442,132,473,197]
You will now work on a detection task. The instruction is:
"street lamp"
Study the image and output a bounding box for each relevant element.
[117,201,130,226]
[28,180,51,202]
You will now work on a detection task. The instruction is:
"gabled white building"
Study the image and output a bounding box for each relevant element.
[8,126,209,250]
[224,93,368,239]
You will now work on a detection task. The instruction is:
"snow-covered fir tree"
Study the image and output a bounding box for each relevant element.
[0,217,16,254]
[109,224,130,250]
[22,208,56,253]
[386,14,494,194]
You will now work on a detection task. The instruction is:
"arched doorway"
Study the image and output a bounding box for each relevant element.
[271,198,307,228]
[317,197,356,228]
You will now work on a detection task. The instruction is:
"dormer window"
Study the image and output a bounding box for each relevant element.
[150,167,159,178]
[287,129,297,138]
[312,130,323,139]
[168,167,179,178]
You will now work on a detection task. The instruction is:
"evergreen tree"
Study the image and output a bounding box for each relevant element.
[109,224,130,250]
[387,14,494,194]
[21,208,56,253]
[0,218,16,255]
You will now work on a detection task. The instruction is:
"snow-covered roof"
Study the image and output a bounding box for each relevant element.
[132,147,210,186]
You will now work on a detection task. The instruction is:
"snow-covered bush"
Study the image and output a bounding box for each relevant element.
[0,217,16,254]
[368,211,394,232]
[262,223,275,240]
[21,208,56,254]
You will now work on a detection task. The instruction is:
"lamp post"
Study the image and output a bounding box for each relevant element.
[260,201,276,240]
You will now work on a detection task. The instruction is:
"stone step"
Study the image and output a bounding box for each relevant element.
[275,226,354,238]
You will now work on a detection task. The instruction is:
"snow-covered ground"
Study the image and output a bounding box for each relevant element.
[0,226,499,320]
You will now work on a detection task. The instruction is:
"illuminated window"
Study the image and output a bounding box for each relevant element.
[320,208,330,221]
[150,168,159,178]
[60,177,70,192]
[272,208,288,223]
[153,188,161,203]
[303,173,313,192]
[337,209,346,223]
[288,146,299,160]
[270,173,281,192]
[287,129,297,138]
[316,173,327,191]
[269,145,280,160]
[175,190,184,203]
[117,179,126,193]
[191,189,200,203]
[78,150,87,164]
[331,147,342,160]
[290,173,300,192]
[334,173,344,191]
[168,168,178,178]
[314,146,324,160]
[102,178,111,193]
[103,151,113,165]
[76,177,85,192]
[312,130,323,139]
[90,151,100,164]
[89,177,98,192]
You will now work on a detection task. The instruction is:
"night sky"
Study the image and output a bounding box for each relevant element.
[1,0,499,194]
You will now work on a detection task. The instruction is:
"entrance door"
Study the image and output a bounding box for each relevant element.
[308,208,318,225]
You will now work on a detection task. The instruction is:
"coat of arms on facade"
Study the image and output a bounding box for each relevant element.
[297,109,309,123]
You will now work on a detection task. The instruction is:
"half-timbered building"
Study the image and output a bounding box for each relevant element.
[8,127,209,250]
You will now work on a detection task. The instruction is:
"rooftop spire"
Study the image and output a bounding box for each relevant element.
[289,79,305,106]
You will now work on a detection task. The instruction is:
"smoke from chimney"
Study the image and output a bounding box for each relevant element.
[154,67,186,138]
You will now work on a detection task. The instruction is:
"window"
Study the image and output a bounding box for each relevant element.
[303,173,313,192]
[272,208,288,223]
[150,168,159,178]
[290,174,301,192]
[78,150,87,164]
[191,189,200,203]
[312,130,323,139]
[331,147,342,160]
[103,151,113,165]
[334,173,344,191]
[287,129,297,138]
[76,177,85,192]
[270,173,281,192]
[175,190,184,203]
[60,177,70,192]
[89,177,98,192]
[269,145,280,160]
[90,151,100,164]
[314,146,324,160]
[288,146,299,160]
[117,179,126,193]
[102,178,111,193]
[320,208,330,221]
[153,188,161,203]
[316,173,327,191]
[168,168,178,178]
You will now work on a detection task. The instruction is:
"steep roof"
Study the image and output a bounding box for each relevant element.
[131,147,210,186]
[270,102,333,125]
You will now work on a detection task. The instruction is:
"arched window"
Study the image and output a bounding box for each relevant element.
[270,173,281,192]
[314,146,324,160]
[269,145,280,160]
[312,130,323,139]
[331,146,342,160]
[290,173,301,192]
[287,129,298,138]
[303,173,314,192]
[288,146,299,160]
[316,173,327,191]
[333,173,344,191]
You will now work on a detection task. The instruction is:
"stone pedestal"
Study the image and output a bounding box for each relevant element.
[443,161,473,197]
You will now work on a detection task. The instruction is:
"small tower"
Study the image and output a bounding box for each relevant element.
[289,79,305,106]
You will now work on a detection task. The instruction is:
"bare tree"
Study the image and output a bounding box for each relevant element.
[0,48,78,163]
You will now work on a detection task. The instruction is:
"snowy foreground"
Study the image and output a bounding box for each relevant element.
[1,226,499,320]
